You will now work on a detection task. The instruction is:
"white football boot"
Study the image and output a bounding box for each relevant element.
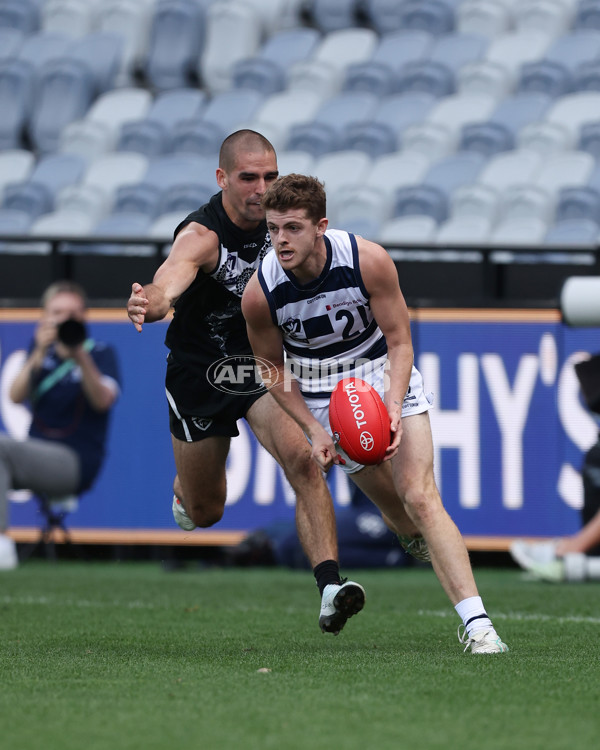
[319,580,366,635]
[458,625,509,653]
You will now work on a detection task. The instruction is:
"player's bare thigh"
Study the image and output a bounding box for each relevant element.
[171,433,231,524]
[245,392,313,470]
[348,412,438,533]
[391,411,439,499]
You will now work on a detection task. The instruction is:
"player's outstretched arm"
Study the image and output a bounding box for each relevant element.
[127,223,220,331]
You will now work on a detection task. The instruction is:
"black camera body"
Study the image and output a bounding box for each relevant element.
[57,318,87,347]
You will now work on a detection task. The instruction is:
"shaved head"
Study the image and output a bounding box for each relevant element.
[219,129,276,173]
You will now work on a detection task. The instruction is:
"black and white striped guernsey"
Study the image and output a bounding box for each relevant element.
[257,229,387,403]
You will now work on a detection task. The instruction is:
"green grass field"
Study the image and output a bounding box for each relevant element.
[1,561,598,750]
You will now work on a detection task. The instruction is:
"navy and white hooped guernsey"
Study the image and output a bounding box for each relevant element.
[257,229,388,405]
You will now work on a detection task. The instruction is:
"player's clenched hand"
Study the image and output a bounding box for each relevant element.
[309,424,346,473]
[383,402,402,462]
[127,282,149,332]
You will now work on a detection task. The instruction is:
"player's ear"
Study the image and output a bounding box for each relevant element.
[216,168,227,190]
[316,217,328,237]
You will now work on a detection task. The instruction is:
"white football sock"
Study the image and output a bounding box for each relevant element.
[455,595,494,636]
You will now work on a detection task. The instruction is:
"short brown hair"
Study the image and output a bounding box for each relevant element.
[261,173,326,225]
[41,281,87,308]
[219,129,276,172]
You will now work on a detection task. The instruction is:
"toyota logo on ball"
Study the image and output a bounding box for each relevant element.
[359,431,375,451]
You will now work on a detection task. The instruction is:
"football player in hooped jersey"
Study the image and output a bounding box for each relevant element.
[127,130,367,635]
[242,173,509,654]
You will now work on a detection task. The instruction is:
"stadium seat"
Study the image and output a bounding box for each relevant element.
[397,0,458,35]
[158,183,214,217]
[403,93,497,159]
[450,184,500,223]
[170,89,263,156]
[331,150,431,220]
[573,61,600,92]
[397,61,455,97]
[555,186,600,223]
[66,31,124,95]
[149,211,187,242]
[312,150,373,196]
[518,30,600,96]
[285,92,379,157]
[517,122,572,155]
[499,185,554,224]
[233,0,297,37]
[546,92,600,142]
[232,28,320,96]
[514,0,573,36]
[287,28,378,97]
[361,0,410,33]
[276,150,316,177]
[117,89,206,157]
[27,57,96,153]
[398,32,488,98]
[331,183,392,231]
[343,30,434,97]
[96,0,156,87]
[478,149,543,191]
[574,1,600,31]
[308,0,361,32]
[56,152,150,221]
[30,209,96,237]
[113,184,162,217]
[61,88,153,157]
[488,216,549,245]
[544,218,600,245]
[144,0,209,91]
[424,152,486,195]
[3,153,86,220]
[199,0,263,94]
[0,27,24,60]
[341,92,436,158]
[435,215,493,244]
[0,0,40,34]
[0,208,33,237]
[68,212,155,256]
[17,30,71,70]
[247,90,327,152]
[0,150,35,201]
[378,216,437,243]
[518,61,572,98]
[393,185,449,223]
[459,123,514,157]
[0,59,35,150]
[456,0,511,37]
[41,0,96,38]
[458,31,553,98]
[579,121,600,158]
[535,151,595,192]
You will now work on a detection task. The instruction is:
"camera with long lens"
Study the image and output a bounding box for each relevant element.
[57,318,87,347]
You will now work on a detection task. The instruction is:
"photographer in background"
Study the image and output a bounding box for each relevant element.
[0,281,121,570]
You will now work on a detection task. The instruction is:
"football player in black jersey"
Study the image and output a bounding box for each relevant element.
[127,131,364,635]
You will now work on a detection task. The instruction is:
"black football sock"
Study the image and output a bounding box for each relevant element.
[313,559,341,595]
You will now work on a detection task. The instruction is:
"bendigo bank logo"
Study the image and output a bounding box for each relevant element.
[207,355,280,394]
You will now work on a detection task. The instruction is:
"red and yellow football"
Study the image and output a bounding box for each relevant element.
[329,378,390,465]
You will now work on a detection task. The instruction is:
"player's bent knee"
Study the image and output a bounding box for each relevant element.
[189,505,224,528]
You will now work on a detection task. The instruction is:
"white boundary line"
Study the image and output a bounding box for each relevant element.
[418,609,600,625]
